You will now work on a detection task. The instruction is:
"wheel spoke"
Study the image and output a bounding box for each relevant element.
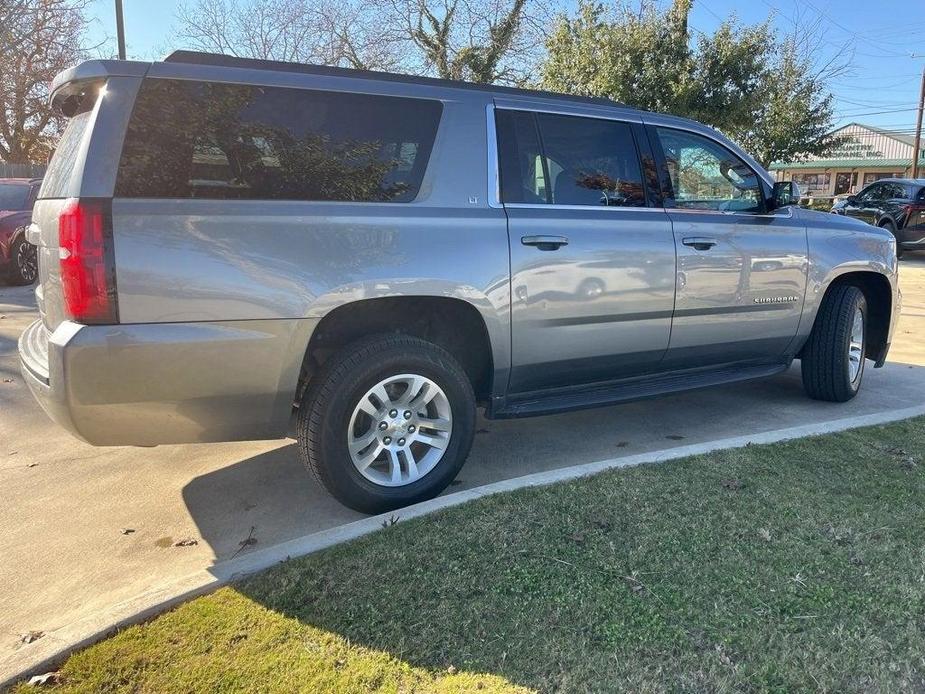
[409,384,438,410]
[356,395,380,417]
[388,449,402,484]
[355,443,383,470]
[371,383,391,410]
[414,431,449,450]
[403,448,419,480]
[417,416,451,432]
[348,430,377,454]
[403,375,427,404]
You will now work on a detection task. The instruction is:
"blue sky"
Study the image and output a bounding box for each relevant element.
[86,0,925,133]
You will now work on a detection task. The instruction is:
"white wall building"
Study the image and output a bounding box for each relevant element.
[770,123,925,198]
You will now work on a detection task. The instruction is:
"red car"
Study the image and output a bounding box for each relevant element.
[0,178,41,285]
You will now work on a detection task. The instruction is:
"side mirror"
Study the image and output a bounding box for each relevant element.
[770,181,798,210]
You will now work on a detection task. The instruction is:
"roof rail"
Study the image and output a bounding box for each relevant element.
[163,50,626,109]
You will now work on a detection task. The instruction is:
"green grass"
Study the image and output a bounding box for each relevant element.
[14,418,925,693]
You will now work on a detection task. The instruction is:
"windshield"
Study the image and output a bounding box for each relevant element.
[0,183,29,211]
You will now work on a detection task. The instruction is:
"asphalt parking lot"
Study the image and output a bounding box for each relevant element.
[3,256,925,675]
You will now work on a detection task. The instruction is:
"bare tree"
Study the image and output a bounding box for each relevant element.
[175,0,405,70]
[373,0,548,83]
[174,0,548,83]
[0,0,91,164]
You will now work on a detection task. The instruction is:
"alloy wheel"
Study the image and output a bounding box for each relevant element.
[347,373,453,487]
[16,240,38,284]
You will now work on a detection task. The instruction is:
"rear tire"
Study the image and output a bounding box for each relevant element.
[801,284,867,402]
[297,334,476,514]
[6,235,37,285]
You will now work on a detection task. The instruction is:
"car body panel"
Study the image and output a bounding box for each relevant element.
[20,316,315,445]
[661,207,809,367]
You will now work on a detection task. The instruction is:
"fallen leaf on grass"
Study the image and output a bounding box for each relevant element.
[722,478,745,490]
[615,441,629,448]
[757,528,772,542]
[120,528,135,535]
[666,434,685,441]
[2,378,13,383]
[27,672,60,686]
[174,538,198,547]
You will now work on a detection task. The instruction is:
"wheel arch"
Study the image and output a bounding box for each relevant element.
[806,270,893,364]
[296,294,502,408]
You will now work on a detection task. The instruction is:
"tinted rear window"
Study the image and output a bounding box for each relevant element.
[116,79,443,202]
[40,98,97,199]
[0,183,29,211]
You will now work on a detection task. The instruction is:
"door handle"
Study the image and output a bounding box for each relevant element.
[521,235,569,251]
[682,237,717,251]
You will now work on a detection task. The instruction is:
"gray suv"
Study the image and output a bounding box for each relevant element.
[19,51,901,512]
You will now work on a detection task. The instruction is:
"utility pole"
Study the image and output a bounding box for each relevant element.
[913,66,925,179]
[115,0,126,60]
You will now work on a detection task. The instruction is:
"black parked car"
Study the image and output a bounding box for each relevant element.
[831,178,925,258]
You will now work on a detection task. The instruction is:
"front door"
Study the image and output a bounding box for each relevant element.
[495,105,677,393]
[844,183,882,224]
[649,126,808,367]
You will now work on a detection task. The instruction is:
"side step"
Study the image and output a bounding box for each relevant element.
[490,362,791,419]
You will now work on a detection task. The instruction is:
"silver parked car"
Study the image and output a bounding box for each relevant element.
[19,51,901,512]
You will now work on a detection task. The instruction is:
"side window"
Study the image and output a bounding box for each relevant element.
[496,109,547,204]
[536,113,646,207]
[858,184,881,203]
[882,183,906,199]
[116,79,443,202]
[655,127,762,213]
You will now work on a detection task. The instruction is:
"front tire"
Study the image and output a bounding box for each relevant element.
[7,235,38,285]
[801,284,867,402]
[297,334,476,514]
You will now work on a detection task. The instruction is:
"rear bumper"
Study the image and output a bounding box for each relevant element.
[19,317,316,446]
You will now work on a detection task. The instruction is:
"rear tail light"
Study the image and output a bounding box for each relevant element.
[58,198,119,324]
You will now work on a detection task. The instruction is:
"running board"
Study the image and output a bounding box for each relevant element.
[489,362,790,419]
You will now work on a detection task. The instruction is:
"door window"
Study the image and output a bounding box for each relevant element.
[858,184,882,203]
[495,109,547,204]
[535,114,646,207]
[655,128,763,213]
[496,109,646,207]
[880,183,906,199]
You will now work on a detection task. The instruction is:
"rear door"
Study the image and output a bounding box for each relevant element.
[495,103,676,393]
[649,125,808,367]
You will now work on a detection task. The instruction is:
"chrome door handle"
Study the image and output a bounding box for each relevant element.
[682,237,717,251]
[521,235,569,251]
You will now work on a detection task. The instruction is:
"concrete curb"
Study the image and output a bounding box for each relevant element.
[5,403,925,688]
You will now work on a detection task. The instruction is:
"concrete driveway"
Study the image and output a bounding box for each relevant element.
[3,257,925,675]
